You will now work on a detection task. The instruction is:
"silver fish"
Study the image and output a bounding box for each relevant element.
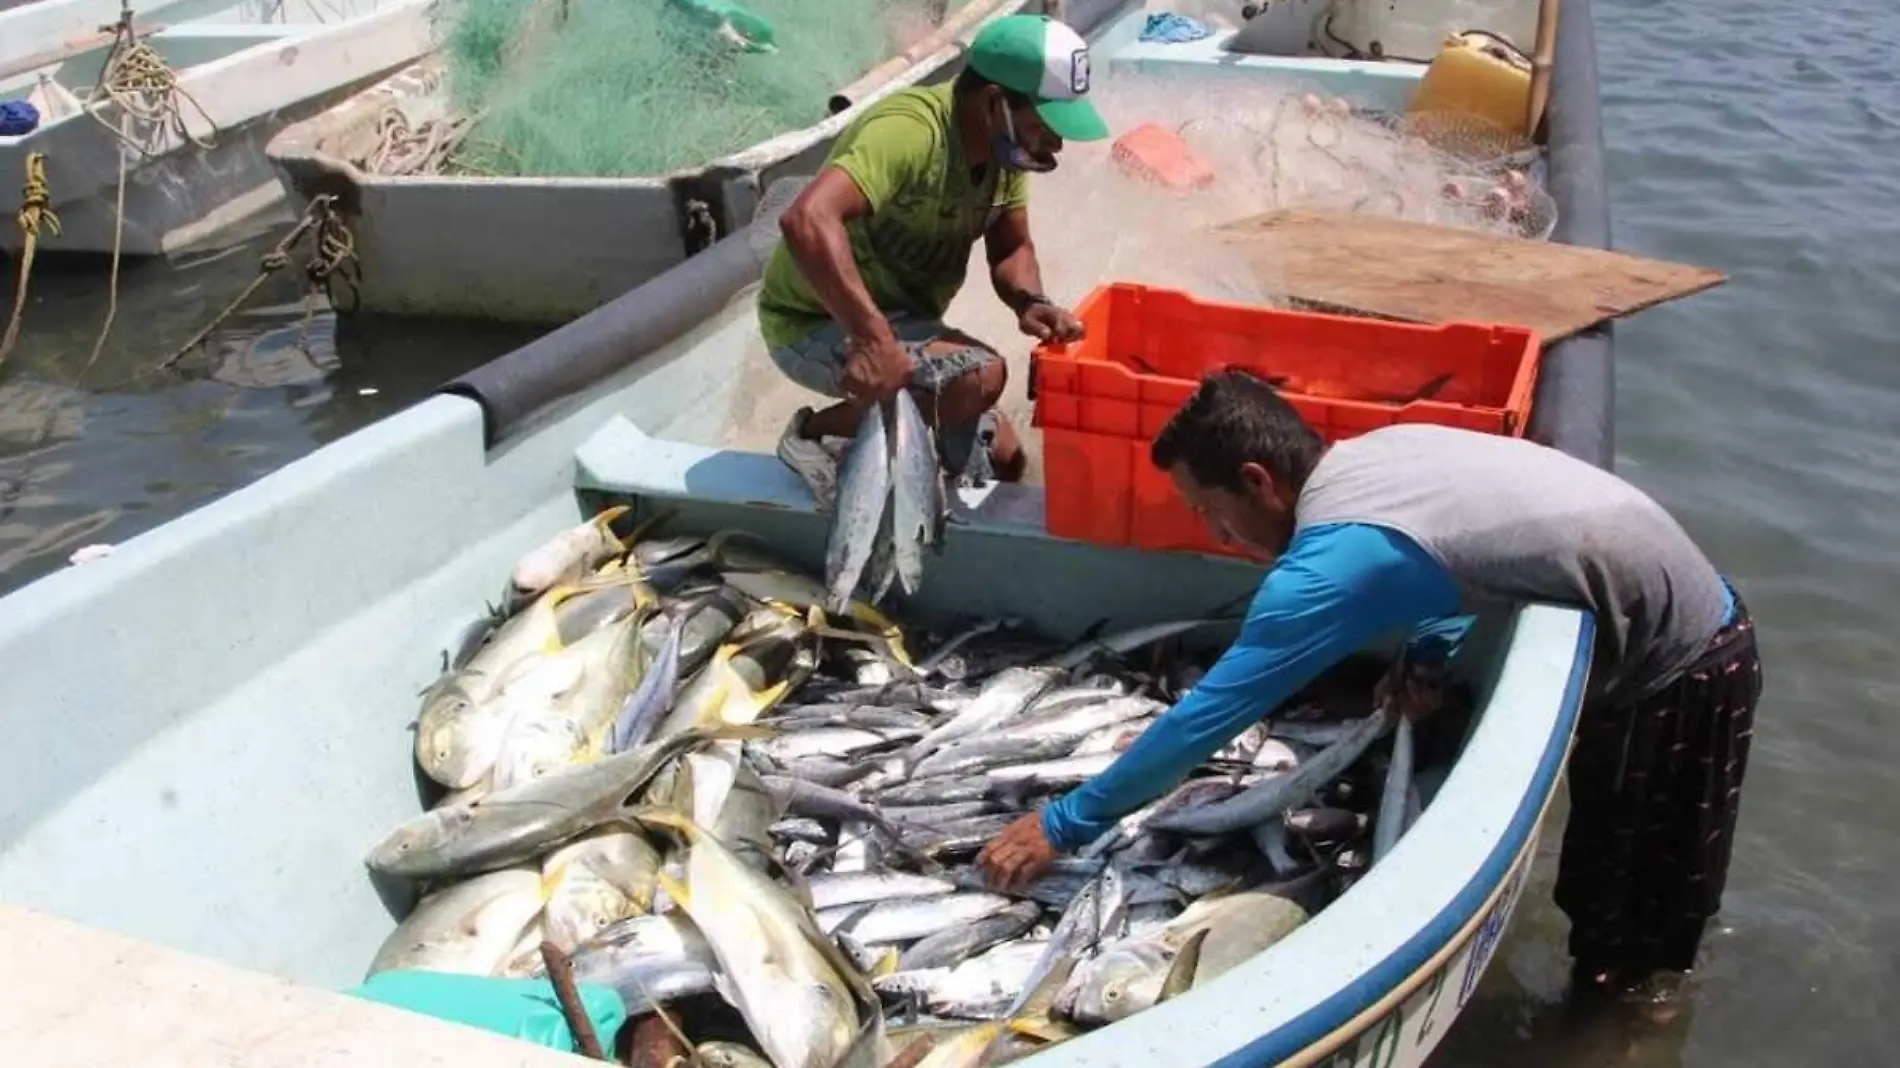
[364,866,542,979]
[904,667,1062,765]
[541,828,663,953]
[874,775,994,807]
[989,695,1162,748]
[762,726,919,764]
[1145,709,1396,837]
[761,775,921,843]
[910,732,1080,781]
[889,390,940,597]
[1054,617,1232,671]
[1005,862,1128,1020]
[664,582,752,679]
[765,754,882,790]
[770,817,833,845]
[560,911,720,1011]
[610,607,684,753]
[809,871,960,912]
[639,811,883,1068]
[818,892,1018,945]
[896,901,1042,971]
[365,725,743,880]
[826,402,892,614]
[772,705,934,731]
[985,753,1121,794]
[874,939,1050,1021]
[879,800,1006,826]
[1055,939,1178,1026]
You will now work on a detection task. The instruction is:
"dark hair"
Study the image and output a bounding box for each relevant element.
[1150,368,1325,494]
[955,66,1033,110]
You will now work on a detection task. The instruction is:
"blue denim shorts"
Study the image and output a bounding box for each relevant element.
[769,313,1002,480]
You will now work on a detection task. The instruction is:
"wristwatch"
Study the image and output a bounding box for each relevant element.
[1016,292,1054,314]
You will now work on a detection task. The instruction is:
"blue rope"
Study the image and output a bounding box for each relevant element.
[1139,12,1213,44]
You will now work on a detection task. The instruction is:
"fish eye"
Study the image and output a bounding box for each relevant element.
[1104,984,1122,1002]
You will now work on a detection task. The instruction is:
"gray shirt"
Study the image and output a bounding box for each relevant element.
[1295,424,1732,704]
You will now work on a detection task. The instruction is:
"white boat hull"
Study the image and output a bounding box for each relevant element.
[0,0,438,255]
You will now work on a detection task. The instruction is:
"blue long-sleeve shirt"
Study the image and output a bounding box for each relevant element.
[1040,520,1743,850]
[1040,521,1463,851]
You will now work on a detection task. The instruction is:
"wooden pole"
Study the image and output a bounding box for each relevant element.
[1525,0,1562,142]
[540,941,610,1061]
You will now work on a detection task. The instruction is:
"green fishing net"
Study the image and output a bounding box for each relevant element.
[438,0,974,178]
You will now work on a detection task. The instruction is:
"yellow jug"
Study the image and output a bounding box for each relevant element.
[1407,32,1534,138]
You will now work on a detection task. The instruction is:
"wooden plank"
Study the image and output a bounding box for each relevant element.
[0,906,597,1067]
[1210,209,1726,341]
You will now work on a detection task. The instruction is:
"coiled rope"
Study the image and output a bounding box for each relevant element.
[86,1,221,365]
[0,154,60,368]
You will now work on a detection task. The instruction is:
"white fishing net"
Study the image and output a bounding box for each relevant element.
[1012,72,1555,310]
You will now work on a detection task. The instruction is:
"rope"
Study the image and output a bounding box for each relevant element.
[0,154,60,368]
[87,124,130,371]
[158,194,359,370]
[360,105,472,177]
[88,4,219,160]
[85,3,224,368]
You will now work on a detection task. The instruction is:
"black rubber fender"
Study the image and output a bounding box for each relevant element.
[1526,0,1615,470]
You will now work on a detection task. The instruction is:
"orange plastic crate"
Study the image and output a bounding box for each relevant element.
[1031,283,1543,559]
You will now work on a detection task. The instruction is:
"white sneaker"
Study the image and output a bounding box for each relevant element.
[778,407,839,513]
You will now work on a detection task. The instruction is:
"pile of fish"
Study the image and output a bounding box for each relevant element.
[363,507,1440,1067]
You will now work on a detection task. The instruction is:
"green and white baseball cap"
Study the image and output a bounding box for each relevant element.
[967,14,1110,142]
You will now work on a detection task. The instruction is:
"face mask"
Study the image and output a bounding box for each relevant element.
[993,104,1055,174]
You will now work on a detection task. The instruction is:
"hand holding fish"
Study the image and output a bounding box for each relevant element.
[840,333,913,400]
[1017,301,1084,343]
[976,811,1060,892]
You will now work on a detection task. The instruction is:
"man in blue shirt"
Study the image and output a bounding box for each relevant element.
[976,369,1763,993]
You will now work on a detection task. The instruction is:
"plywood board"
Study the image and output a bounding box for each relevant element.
[0,906,595,1068]
[1212,210,1727,341]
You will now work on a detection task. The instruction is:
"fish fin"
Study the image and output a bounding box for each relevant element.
[1007,1014,1079,1044]
[872,947,902,979]
[1158,927,1209,1002]
[831,1005,895,1068]
[538,863,568,904]
[797,916,884,1025]
[588,504,634,551]
[655,867,693,910]
[1023,955,1080,1020]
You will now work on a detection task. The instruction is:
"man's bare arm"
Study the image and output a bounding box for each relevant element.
[777,169,897,346]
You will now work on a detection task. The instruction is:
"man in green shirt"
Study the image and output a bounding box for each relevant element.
[759,14,1111,508]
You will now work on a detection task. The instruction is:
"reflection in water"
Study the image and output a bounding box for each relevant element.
[0,215,542,595]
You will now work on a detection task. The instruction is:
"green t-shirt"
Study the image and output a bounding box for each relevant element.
[757,82,1030,350]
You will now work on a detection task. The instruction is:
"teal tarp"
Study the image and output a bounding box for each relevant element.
[346,970,628,1053]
